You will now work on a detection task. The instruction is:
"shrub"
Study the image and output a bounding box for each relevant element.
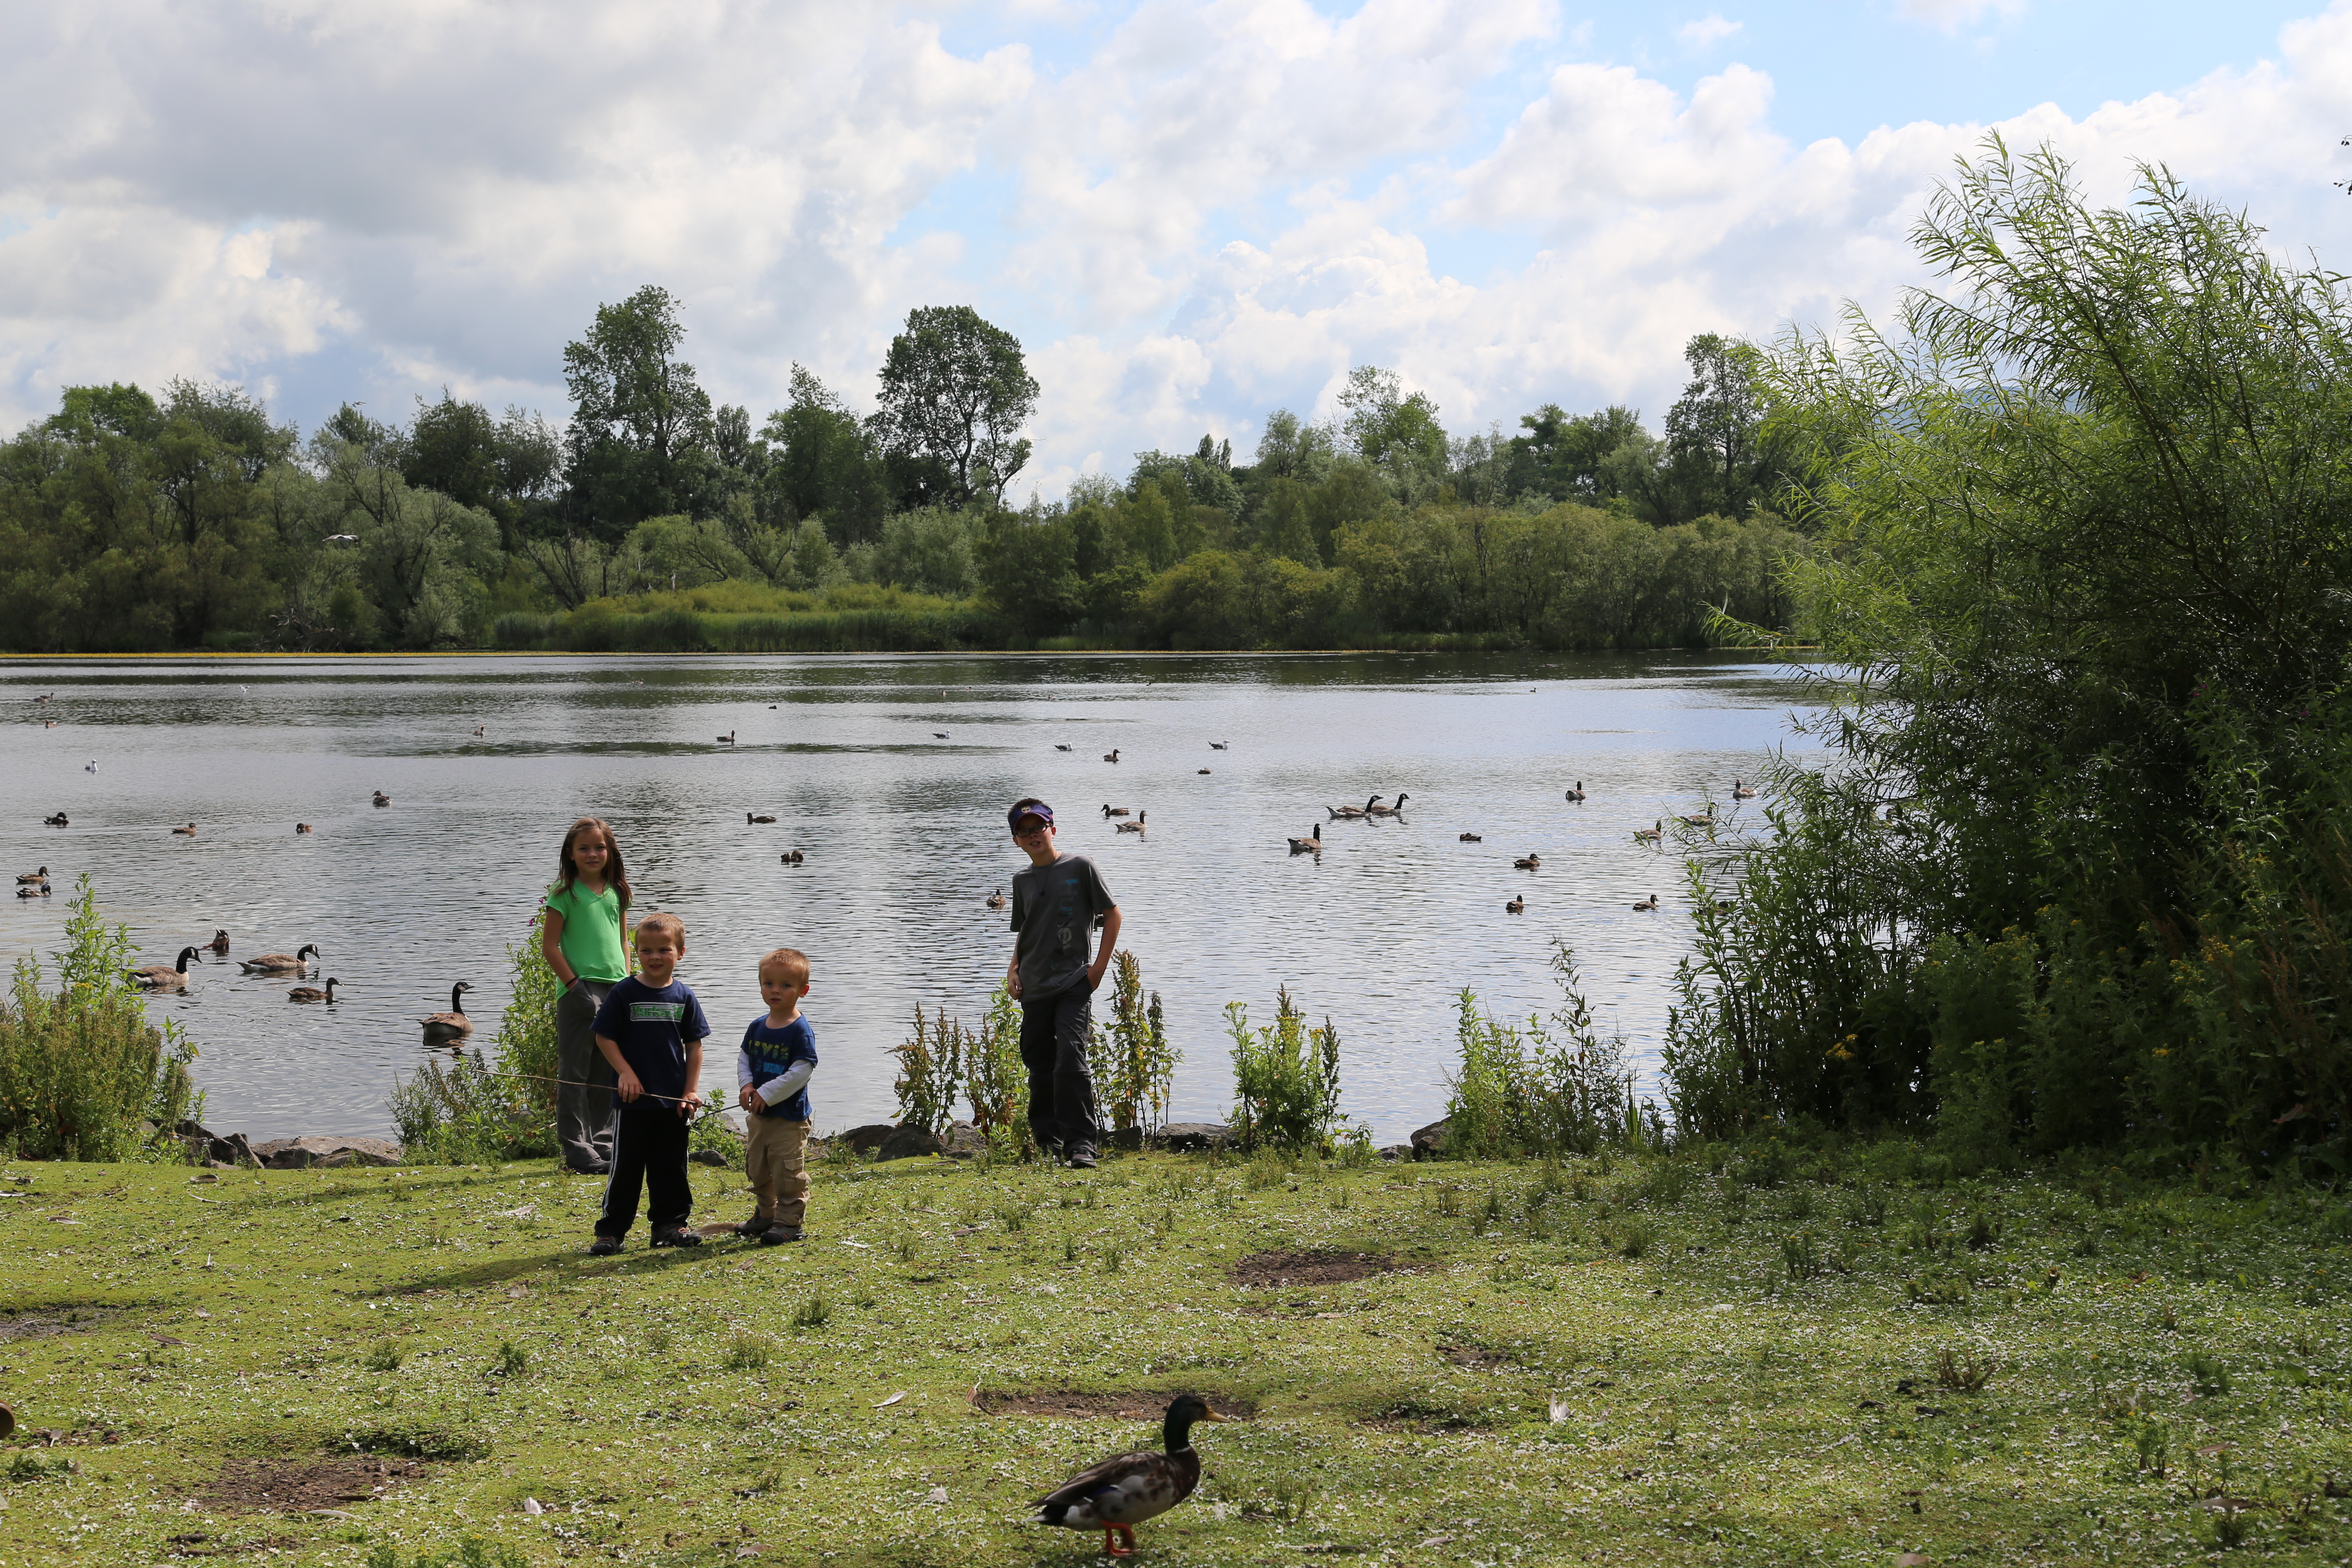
[1088,951,1177,1136]
[1226,986,1346,1152]
[1443,942,1645,1158]
[0,876,200,1160]
[891,1004,967,1134]
[963,982,1030,1157]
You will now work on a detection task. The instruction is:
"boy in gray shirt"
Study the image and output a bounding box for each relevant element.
[1004,798,1121,1168]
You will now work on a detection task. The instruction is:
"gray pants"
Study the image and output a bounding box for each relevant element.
[556,978,617,1172]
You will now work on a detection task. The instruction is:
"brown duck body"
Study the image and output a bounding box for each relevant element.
[1035,1395,1222,1558]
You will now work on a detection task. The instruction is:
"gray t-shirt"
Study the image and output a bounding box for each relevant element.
[1009,852,1115,999]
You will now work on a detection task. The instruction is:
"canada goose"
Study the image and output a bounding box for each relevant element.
[1329,795,1380,820]
[372,791,390,807]
[1565,781,1586,802]
[419,982,475,1046]
[41,720,54,729]
[1055,744,1073,751]
[780,850,805,865]
[1210,741,1228,750]
[1634,820,1663,844]
[1103,749,1121,763]
[86,760,96,771]
[1733,779,1756,799]
[747,812,777,824]
[1033,1393,1227,1559]
[1366,793,1409,816]
[32,692,49,703]
[43,813,67,827]
[1681,806,1716,828]
[289,977,340,1004]
[472,726,485,737]
[1198,768,1211,774]
[1715,898,1736,912]
[933,731,949,739]
[1460,832,1482,842]
[1287,826,1322,854]
[716,731,736,745]
[130,947,201,992]
[1513,853,1542,870]
[14,867,46,885]
[295,823,312,833]
[239,943,319,974]
[1632,894,1660,911]
[172,822,196,836]
[1506,896,1525,914]
[986,888,1007,910]
[1103,805,1130,818]
[206,929,230,956]
[1116,811,1147,833]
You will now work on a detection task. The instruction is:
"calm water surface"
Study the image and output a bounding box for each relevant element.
[0,653,1823,1141]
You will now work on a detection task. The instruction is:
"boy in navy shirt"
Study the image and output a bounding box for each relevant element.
[587,912,711,1255]
[735,946,818,1244]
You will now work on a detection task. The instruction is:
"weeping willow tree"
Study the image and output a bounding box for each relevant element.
[1667,138,2352,1175]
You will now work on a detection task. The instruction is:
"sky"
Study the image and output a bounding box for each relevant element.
[3,0,2350,499]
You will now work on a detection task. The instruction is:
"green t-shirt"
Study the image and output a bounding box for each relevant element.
[545,879,628,983]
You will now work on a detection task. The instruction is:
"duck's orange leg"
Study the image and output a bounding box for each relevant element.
[1102,1523,1136,1557]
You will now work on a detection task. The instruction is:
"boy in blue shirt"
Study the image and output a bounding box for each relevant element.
[587,912,712,1256]
[736,946,818,1244]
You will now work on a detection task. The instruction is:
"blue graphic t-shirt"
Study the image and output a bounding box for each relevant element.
[738,1015,817,1121]
[590,977,711,1102]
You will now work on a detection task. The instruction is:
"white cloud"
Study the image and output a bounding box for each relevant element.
[1899,0,2025,33]
[1676,15,1743,48]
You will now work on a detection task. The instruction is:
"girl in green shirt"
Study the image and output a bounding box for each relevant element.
[542,817,634,1173]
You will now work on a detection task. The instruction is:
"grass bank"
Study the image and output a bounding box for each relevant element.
[4,1145,2349,1566]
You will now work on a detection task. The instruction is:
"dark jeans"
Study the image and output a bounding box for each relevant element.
[597,1098,692,1239]
[1020,985,1100,1156]
[556,979,616,1172]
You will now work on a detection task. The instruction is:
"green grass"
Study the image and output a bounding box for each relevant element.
[3,1147,2350,1565]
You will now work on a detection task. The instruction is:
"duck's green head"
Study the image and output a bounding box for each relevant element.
[1161,1393,1227,1449]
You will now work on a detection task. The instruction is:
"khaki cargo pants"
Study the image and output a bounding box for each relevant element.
[745,1115,810,1229]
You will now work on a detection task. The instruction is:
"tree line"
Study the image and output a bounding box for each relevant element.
[0,288,1807,653]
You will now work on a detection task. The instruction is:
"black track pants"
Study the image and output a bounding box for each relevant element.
[597,1099,692,1238]
[1020,986,1100,1155]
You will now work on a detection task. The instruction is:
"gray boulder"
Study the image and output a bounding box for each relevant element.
[876,1124,944,1161]
[1409,1118,1452,1159]
[941,1121,988,1159]
[840,1124,899,1156]
[251,1135,403,1170]
[1146,1122,1231,1152]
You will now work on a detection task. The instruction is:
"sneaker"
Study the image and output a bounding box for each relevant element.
[758,1224,802,1245]
[649,1227,703,1248]
[588,1236,621,1256]
[738,1216,773,1238]
[1065,1148,1098,1170]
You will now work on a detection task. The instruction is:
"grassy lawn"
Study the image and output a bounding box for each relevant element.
[3,1142,2349,1566]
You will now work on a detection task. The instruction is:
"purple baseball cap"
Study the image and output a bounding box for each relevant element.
[1008,799,1054,833]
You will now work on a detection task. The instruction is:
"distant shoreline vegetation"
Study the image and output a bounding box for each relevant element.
[0,289,1809,655]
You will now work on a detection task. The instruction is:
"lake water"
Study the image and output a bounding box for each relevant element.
[0,652,1823,1143]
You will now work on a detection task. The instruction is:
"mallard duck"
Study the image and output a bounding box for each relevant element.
[1034,1394,1226,1558]
[1459,832,1482,842]
[296,823,312,833]
[747,812,777,824]
[1733,778,1756,799]
[1102,749,1121,763]
[206,929,230,956]
[780,850,805,865]
[1634,820,1663,844]
[14,867,46,885]
[172,822,197,836]
[15,885,48,899]
[239,943,319,974]
[1103,805,1130,817]
[43,813,68,827]
[1513,853,1541,870]
[1197,768,1211,774]
[717,731,737,745]
[131,947,201,991]
[986,888,1007,910]
[1366,793,1410,816]
[289,977,340,1004]
[1565,780,1586,802]
[1287,825,1322,854]
[1505,895,1525,914]
[1329,795,1379,820]
[372,791,390,807]
[1632,893,1660,911]
[1115,811,1146,833]
[420,982,475,1046]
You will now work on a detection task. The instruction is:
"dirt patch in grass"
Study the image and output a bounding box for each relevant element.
[164,1534,300,1558]
[199,1456,427,1514]
[0,1305,122,1341]
[1228,1249,1403,1287]
[973,1389,1260,1421]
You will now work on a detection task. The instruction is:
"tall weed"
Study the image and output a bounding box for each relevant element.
[1227,986,1346,1152]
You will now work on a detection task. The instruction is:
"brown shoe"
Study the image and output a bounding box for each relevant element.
[758,1224,802,1245]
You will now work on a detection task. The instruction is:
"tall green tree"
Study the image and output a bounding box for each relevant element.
[761,365,891,542]
[561,285,714,539]
[872,306,1039,509]
[1337,366,1448,478]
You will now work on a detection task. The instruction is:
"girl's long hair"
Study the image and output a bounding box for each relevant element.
[557,817,632,912]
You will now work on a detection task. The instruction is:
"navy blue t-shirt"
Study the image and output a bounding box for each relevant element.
[590,976,711,1102]
[739,1015,817,1121]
